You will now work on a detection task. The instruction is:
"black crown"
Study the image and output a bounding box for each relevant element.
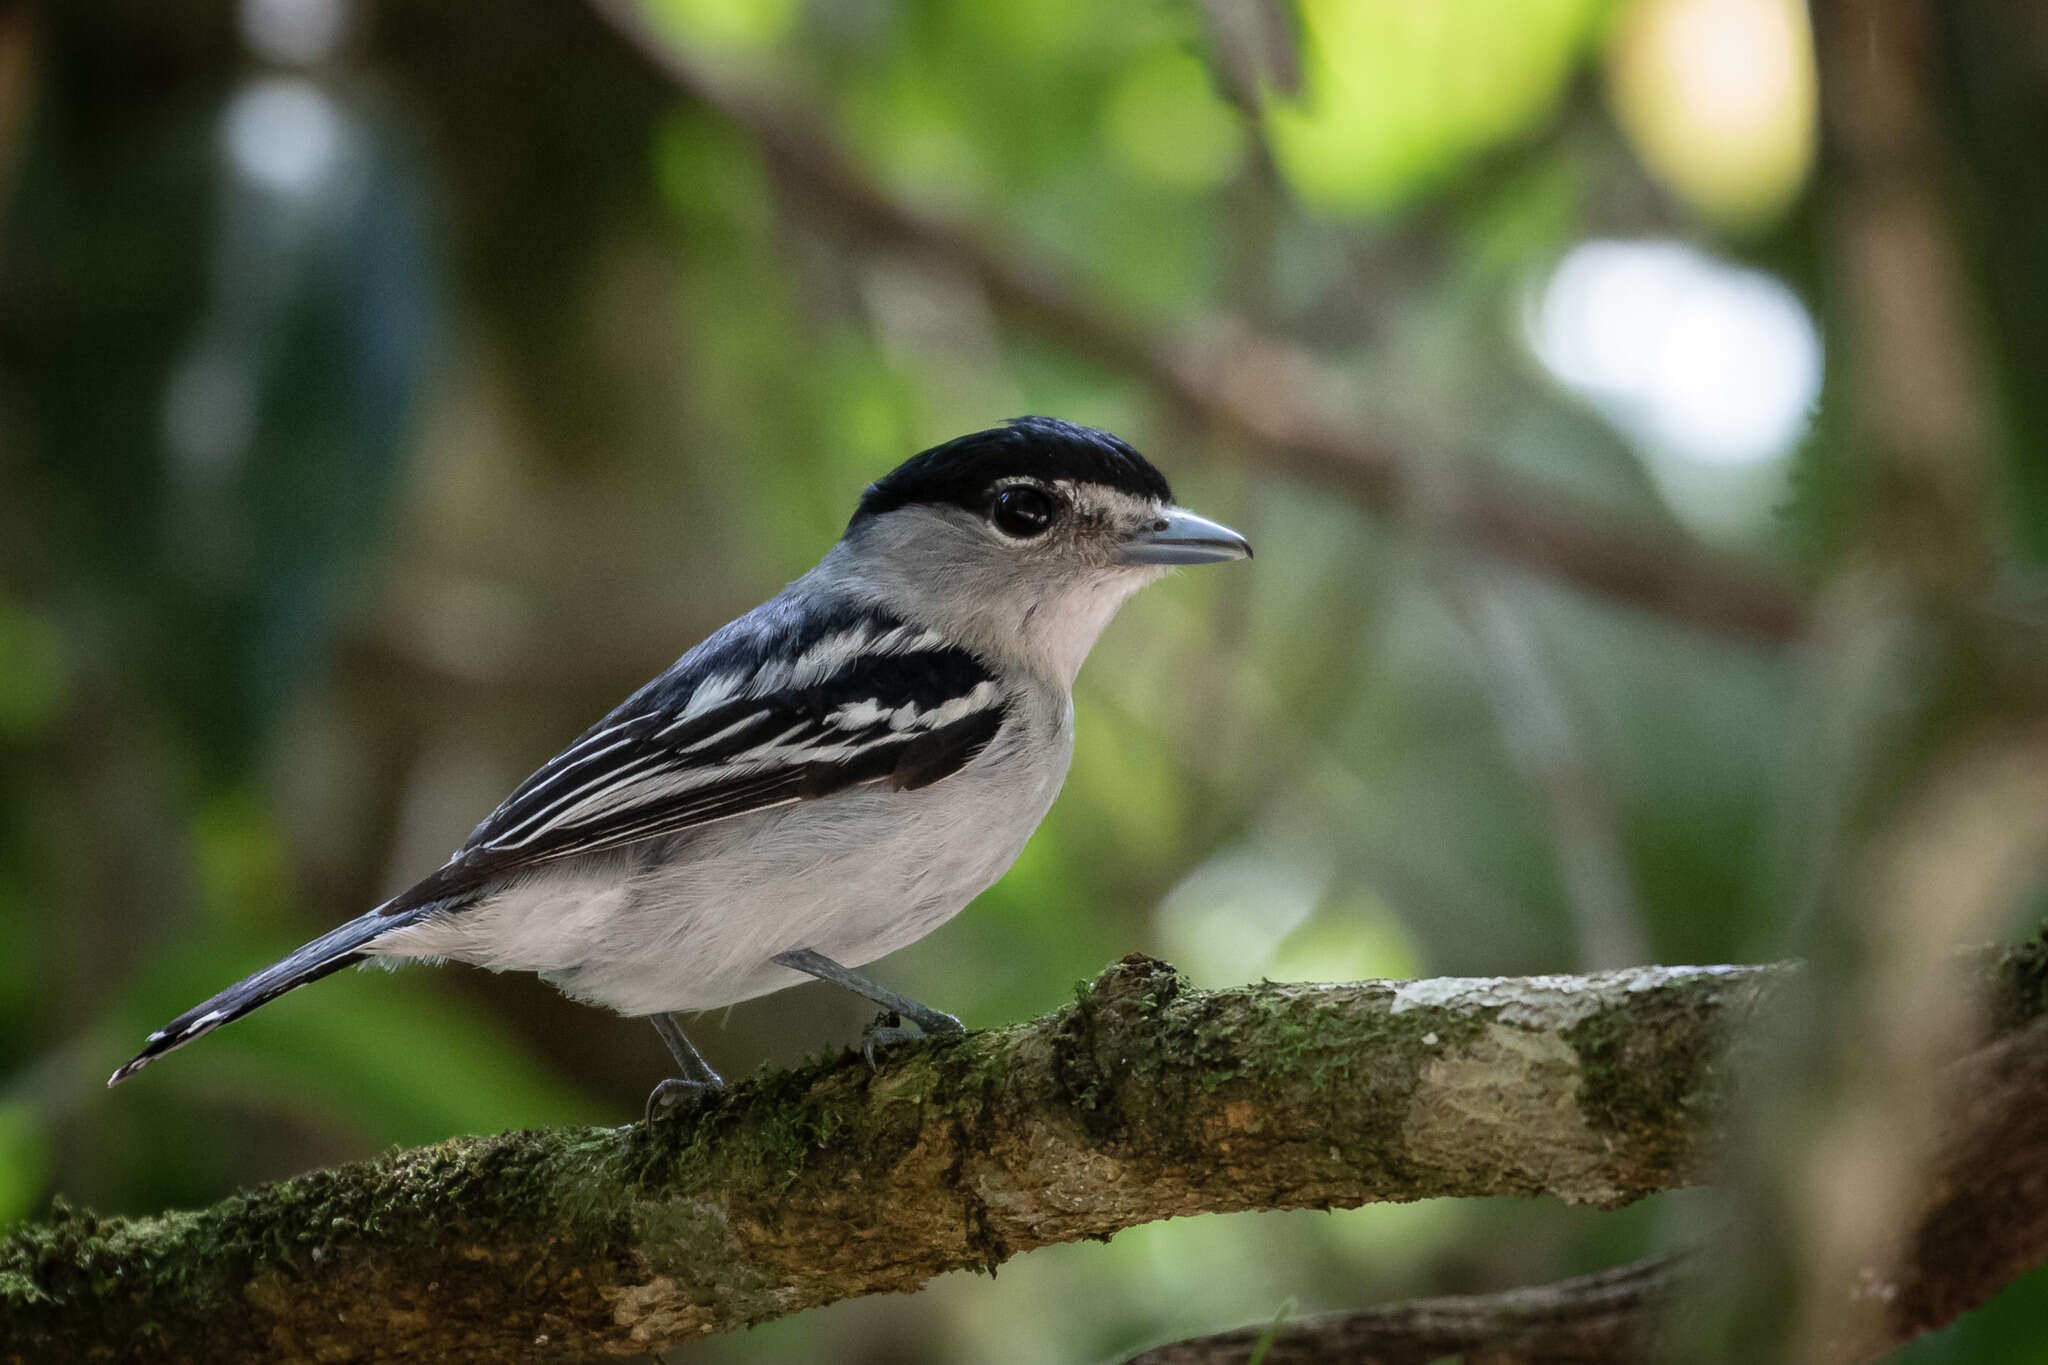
[849,417,1173,530]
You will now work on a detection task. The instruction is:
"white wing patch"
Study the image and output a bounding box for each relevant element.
[672,622,951,713]
[662,668,748,728]
[831,680,1001,734]
[476,667,1003,855]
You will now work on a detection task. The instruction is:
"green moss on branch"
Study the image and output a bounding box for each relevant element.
[4,950,2039,1363]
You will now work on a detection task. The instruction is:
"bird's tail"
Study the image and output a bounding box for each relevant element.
[108,908,404,1086]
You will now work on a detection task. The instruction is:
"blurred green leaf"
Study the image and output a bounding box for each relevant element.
[0,1101,50,1226]
[0,600,65,739]
[191,791,296,936]
[1269,0,1603,213]
[1104,49,1247,191]
[649,0,799,55]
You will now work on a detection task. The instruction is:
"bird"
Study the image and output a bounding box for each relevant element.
[108,417,1252,1119]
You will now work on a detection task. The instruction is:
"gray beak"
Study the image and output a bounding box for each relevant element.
[1118,507,1254,566]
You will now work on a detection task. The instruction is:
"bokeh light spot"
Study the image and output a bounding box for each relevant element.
[1530,238,1823,532]
[222,77,346,196]
[1607,0,1817,229]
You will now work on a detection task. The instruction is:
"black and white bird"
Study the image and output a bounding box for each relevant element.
[108,417,1251,1117]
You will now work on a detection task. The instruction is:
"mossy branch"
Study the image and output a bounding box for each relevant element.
[5,949,2044,1363]
[1129,1010,2048,1363]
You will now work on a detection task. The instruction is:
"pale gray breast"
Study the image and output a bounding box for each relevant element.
[377,681,1076,1014]
[623,683,1072,988]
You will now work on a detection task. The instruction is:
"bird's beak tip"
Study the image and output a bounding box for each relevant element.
[1120,508,1253,567]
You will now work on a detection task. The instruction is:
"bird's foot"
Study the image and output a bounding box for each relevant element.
[860,1006,964,1068]
[643,1076,722,1126]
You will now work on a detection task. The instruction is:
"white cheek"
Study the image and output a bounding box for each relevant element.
[1027,571,1154,685]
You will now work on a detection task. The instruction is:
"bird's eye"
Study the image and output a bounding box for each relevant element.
[989,486,1057,538]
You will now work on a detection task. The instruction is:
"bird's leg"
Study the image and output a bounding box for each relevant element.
[772,947,963,1034]
[771,947,964,1065]
[643,1012,725,1124]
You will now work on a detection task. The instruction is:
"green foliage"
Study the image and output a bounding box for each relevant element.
[1889,1265,2048,1365]
[1270,0,1606,212]
[0,1104,49,1228]
[0,601,65,740]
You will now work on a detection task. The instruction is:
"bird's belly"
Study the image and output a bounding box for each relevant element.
[388,739,1065,1017]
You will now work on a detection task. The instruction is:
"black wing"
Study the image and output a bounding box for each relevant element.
[380,599,1008,917]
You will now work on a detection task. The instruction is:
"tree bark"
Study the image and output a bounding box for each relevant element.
[1132,1010,2048,1363]
[4,948,2044,1363]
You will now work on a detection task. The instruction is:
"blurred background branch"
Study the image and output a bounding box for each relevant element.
[589,0,1812,644]
[1128,1253,1693,1364]
[1134,1002,2048,1364]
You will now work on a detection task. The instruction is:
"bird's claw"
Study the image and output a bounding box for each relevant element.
[859,1007,964,1069]
[861,1013,916,1068]
[643,1076,719,1126]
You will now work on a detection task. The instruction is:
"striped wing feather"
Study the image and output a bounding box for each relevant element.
[380,612,1007,918]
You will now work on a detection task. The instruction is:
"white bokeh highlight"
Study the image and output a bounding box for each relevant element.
[1530,238,1823,534]
[1152,848,1327,987]
[222,77,347,198]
